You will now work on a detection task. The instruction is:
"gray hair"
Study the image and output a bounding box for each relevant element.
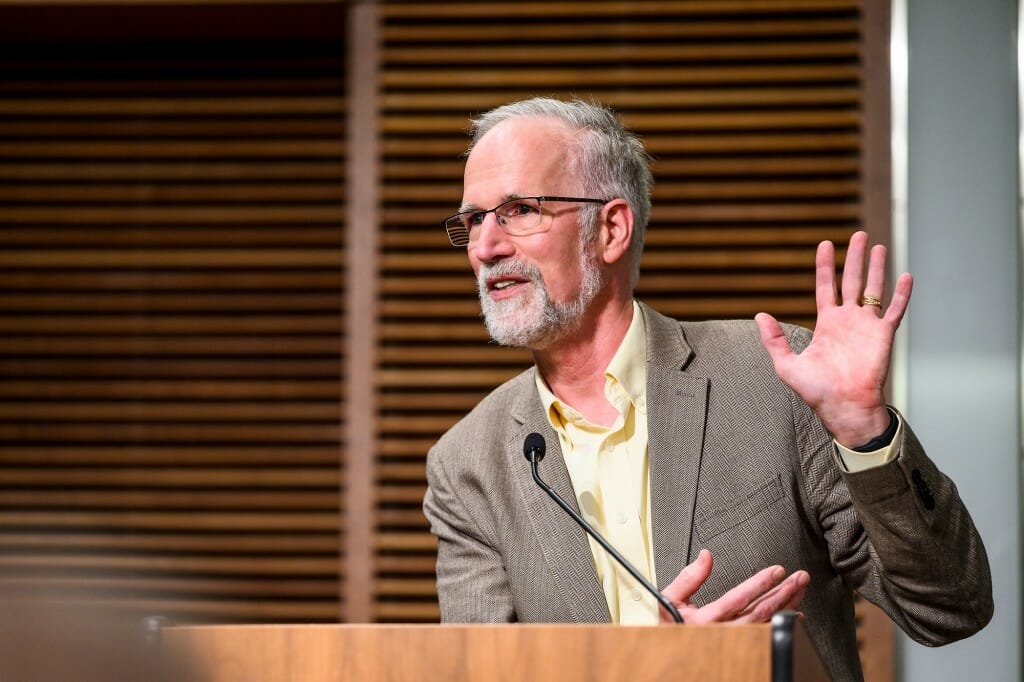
[468,98,653,288]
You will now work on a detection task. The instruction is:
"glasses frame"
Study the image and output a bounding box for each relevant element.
[442,195,609,247]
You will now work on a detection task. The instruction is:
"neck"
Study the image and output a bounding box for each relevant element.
[533,296,635,426]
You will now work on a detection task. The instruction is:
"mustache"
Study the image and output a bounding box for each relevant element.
[477,260,544,289]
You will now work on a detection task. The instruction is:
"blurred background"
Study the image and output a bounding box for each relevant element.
[0,1,1017,681]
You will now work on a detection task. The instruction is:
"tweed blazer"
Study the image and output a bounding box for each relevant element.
[423,302,992,682]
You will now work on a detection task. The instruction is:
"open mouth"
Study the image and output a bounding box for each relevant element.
[486,275,531,297]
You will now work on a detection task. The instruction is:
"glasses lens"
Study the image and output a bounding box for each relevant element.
[495,197,542,236]
[445,217,470,247]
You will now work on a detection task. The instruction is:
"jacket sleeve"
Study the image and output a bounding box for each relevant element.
[423,442,516,623]
[797,398,993,645]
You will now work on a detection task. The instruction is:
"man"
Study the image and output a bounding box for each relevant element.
[422,98,991,681]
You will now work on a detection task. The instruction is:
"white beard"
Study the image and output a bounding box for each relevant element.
[477,249,604,349]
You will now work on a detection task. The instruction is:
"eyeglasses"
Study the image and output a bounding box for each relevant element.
[442,196,609,247]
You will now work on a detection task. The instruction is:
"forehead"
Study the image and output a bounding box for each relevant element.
[462,117,577,205]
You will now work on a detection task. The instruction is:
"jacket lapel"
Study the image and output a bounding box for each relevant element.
[509,372,609,622]
[640,303,709,590]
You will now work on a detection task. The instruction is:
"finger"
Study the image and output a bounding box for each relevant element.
[695,564,785,622]
[661,549,713,606]
[736,570,810,623]
[862,244,888,313]
[883,272,914,326]
[840,231,869,306]
[754,313,793,369]
[815,239,838,310]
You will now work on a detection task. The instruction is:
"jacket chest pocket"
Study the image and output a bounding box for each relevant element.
[695,474,784,543]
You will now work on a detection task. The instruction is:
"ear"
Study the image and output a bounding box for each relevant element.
[597,198,635,266]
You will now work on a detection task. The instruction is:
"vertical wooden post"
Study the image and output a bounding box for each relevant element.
[862,0,894,248]
[342,0,380,623]
[857,5,897,678]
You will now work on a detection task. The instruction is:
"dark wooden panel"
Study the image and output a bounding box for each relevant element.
[0,28,347,624]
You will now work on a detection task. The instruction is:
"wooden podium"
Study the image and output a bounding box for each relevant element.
[163,613,829,682]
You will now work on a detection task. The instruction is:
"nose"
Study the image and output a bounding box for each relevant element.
[468,212,514,264]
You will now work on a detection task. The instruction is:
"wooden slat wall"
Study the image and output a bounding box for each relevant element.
[0,34,348,622]
[375,0,881,626]
[0,1,893,677]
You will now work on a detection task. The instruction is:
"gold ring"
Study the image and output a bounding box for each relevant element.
[860,295,883,307]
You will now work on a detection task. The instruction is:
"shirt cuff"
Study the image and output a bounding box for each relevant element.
[833,410,903,473]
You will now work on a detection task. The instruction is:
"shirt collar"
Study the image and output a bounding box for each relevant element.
[605,300,647,411]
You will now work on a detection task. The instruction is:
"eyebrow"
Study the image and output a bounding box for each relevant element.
[458,193,524,214]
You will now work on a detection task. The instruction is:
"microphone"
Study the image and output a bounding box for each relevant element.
[522,432,684,624]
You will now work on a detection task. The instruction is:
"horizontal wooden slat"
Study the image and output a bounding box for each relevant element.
[378,438,448,457]
[382,88,860,112]
[0,97,345,116]
[0,489,339,509]
[378,463,429,480]
[377,509,430,527]
[0,553,337,574]
[0,381,340,399]
[1,511,339,531]
[377,347,530,365]
[0,140,345,159]
[382,155,860,180]
[383,18,858,42]
[377,487,429,505]
[0,532,338,553]
[0,446,343,465]
[0,316,341,334]
[0,595,341,622]
[375,578,437,596]
[384,41,858,65]
[0,292,342,312]
[0,161,345,181]
[0,119,345,138]
[377,369,520,387]
[374,602,439,621]
[1,467,337,487]
[376,555,437,574]
[0,423,341,442]
[0,250,343,268]
[2,575,337,598]
[0,359,341,378]
[0,337,343,355]
[381,1,859,19]
[0,402,338,420]
[382,132,859,157]
[0,206,344,223]
[0,185,345,203]
[383,65,859,88]
[0,271,343,290]
[375,532,435,552]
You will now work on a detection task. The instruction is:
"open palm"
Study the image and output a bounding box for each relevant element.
[755,231,913,447]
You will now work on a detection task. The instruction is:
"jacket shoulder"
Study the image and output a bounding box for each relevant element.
[431,367,534,454]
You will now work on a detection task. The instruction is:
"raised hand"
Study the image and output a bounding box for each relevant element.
[754,231,913,447]
[659,549,809,624]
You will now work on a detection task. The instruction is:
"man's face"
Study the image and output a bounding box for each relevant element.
[461,118,604,349]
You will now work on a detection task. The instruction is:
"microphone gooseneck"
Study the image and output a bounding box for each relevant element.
[522,432,684,624]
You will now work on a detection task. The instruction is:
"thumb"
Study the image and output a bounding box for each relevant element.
[754,312,793,368]
[662,549,713,604]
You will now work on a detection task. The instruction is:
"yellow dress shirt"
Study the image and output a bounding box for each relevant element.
[536,301,659,624]
[535,301,900,624]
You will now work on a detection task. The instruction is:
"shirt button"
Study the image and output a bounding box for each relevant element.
[615,512,628,524]
[630,589,643,601]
